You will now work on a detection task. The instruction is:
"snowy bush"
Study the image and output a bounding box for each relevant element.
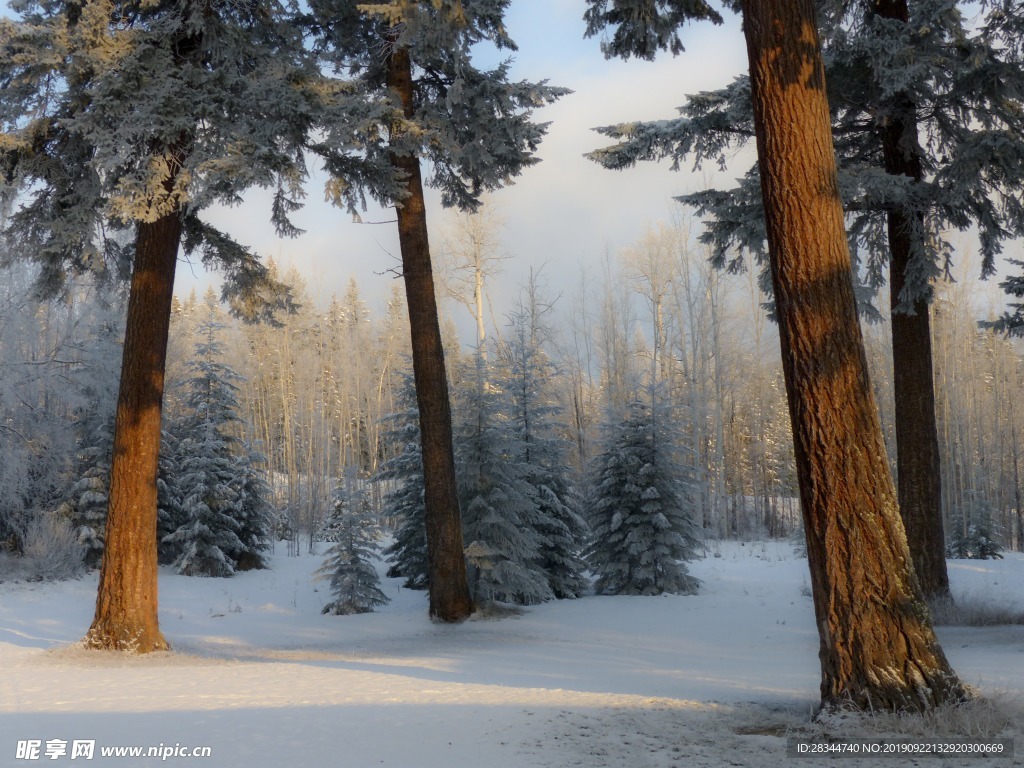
[929,594,1024,627]
[0,513,86,582]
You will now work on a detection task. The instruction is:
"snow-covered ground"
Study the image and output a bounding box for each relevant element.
[2,541,1022,767]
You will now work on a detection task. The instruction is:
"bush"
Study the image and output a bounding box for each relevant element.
[0,513,86,582]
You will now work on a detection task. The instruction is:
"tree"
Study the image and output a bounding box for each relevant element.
[163,418,247,578]
[60,417,115,568]
[584,0,966,713]
[309,0,567,621]
[163,292,273,576]
[1,0,323,649]
[380,374,430,590]
[316,471,390,615]
[741,0,965,712]
[585,398,700,596]
[587,0,1024,598]
[501,285,589,599]
[454,351,553,606]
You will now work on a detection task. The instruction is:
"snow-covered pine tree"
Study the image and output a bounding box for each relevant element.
[164,419,246,577]
[585,397,700,596]
[587,0,1024,600]
[582,0,966,712]
[308,0,568,622]
[1,0,343,650]
[231,444,276,571]
[454,352,552,606]
[501,298,589,599]
[380,374,430,590]
[60,417,114,568]
[316,471,390,615]
[163,293,272,575]
[156,428,187,566]
[56,298,124,568]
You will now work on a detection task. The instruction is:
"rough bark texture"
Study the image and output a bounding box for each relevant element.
[85,210,181,652]
[386,42,474,623]
[741,0,965,712]
[873,0,950,601]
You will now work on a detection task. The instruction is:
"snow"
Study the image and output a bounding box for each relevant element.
[2,541,1022,767]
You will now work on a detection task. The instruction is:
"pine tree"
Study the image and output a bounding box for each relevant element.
[587,0,1024,600]
[740,0,965,711]
[501,301,589,599]
[309,0,568,622]
[60,417,115,568]
[380,375,430,590]
[584,0,966,713]
[454,352,552,606]
[585,398,700,596]
[1,0,329,650]
[163,293,272,575]
[316,472,390,615]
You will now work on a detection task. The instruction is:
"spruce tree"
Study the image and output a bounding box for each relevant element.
[501,303,589,599]
[380,376,430,590]
[232,444,276,571]
[316,472,390,615]
[60,417,115,568]
[164,419,246,577]
[585,398,699,596]
[454,352,552,606]
[164,293,272,575]
[156,428,186,566]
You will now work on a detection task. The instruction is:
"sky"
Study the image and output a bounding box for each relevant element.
[181,2,751,316]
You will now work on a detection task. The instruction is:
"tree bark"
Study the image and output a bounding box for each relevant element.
[385,40,474,622]
[873,0,950,600]
[741,0,965,712]
[85,209,181,652]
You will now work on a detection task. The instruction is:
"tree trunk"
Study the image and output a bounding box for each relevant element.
[386,40,473,622]
[85,210,181,652]
[741,0,965,712]
[873,0,950,601]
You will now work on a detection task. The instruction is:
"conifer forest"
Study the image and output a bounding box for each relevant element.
[3,1,1024,765]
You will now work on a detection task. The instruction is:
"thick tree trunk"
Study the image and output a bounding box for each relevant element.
[85,210,181,652]
[874,0,950,601]
[741,0,965,712]
[386,41,474,622]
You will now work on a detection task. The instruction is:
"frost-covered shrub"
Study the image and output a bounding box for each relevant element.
[0,513,86,582]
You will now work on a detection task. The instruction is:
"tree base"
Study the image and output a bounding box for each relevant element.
[819,675,972,716]
[83,625,170,654]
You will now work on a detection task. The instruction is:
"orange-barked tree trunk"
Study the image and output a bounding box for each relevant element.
[85,207,182,652]
[385,40,473,623]
[741,0,965,711]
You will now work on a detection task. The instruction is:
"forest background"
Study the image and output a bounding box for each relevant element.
[2,0,1023,572]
